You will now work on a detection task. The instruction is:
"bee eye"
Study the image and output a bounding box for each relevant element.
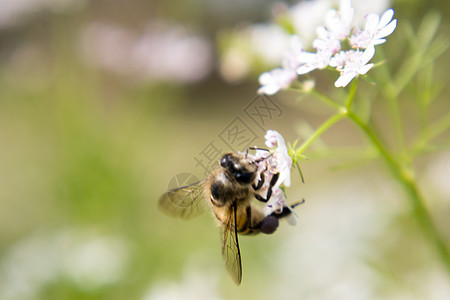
[235,171,254,184]
[220,157,227,167]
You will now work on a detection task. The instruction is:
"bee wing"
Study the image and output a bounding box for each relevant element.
[158,180,207,219]
[221,203,242,285]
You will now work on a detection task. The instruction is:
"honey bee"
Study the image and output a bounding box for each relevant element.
[158,149,301,285]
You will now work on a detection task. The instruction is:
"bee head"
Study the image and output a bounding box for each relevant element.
[220,153,256,184]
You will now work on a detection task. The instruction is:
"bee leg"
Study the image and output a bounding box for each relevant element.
[246,147,270,157]
[244,205,280,235]
[252,171,265,190]
[253,173,279,203]
[250,200,306,235]
[269,199,305,219]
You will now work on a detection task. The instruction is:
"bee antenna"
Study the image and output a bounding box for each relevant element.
[248,147,270,153]
[290,198,305,208]
[245,147,271,161]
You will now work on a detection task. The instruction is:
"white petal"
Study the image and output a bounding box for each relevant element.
[290,34,304,53]
[358,63,374,75]
[335,72,356,87]
[373,38,386,45]
[364,13,380,33]
[379,9,394,28]
[378,19,397,38]
[297,51,317,64]
[257,84,279,95]
[297,64,316,75]
[361,45,375,64]
[258,72,273,85]
[339,0,354,21]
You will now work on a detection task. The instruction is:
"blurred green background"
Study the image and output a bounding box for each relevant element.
[0,0,449,299]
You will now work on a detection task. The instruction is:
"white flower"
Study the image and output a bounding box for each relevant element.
[258,68,297,95]
[312,26,341,53]
[256,0,397,92]
[287,0,333,46]
[324,0,354,40]
[264,130,292,188]
[331,44,375,87]
[258,35,303,95]
[296,49,332,75]
[350,9,397,48]
[250,23,292,66]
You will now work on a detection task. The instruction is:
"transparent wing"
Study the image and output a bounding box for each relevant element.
[221,203,242,285]
[158,180,206,219]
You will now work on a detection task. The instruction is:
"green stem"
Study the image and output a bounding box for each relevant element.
[412,111,450,156]
[297,112,346,155]
[422,111,450,142]
[345,80,358,109]
[310,89,342,111]
[348,112,450,274]
[306,82,450,273]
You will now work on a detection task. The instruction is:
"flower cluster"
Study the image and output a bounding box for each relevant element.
[258,0,397,94]
[251,130,298,225]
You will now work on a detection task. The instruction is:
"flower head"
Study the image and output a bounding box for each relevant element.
[330,44,375,87]
[258,68,297,95]
[264,130,292,188]
[313,26,341,54]
[256,1,397,92]
[257,35,303,95]
[324,0,354,40]
[350,9,397,48]
[296,49,333,75]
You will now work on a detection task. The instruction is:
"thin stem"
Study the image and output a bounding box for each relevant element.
[377,48,407,155]
[310,89,343,111]
[410,109,450,157]
[303,80,450,273]
[422,111,450,142]
[348,112,450,274]
[296,112,346,155]
[345,80,358,109]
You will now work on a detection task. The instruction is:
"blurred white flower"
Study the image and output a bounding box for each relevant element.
[142,268,221,300]
[219,23,291,83]
[219,0,393,91]
[258,35,303,95]
[350,9,397,48]
[0,229,130,299]
[80,22,213,84]
[330,45,375,87]
[219,47,251,82]
[296,49,333,75]
[324,0,354,40]
[288,0,333,46]
[258,68,297,95]
[313,26,341,53]
[0,0,87,29]
[249,24,292,66]
[287,0,391,45]
[253,0,396,92]
[62,235,129,289]
[351,0,391,25]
